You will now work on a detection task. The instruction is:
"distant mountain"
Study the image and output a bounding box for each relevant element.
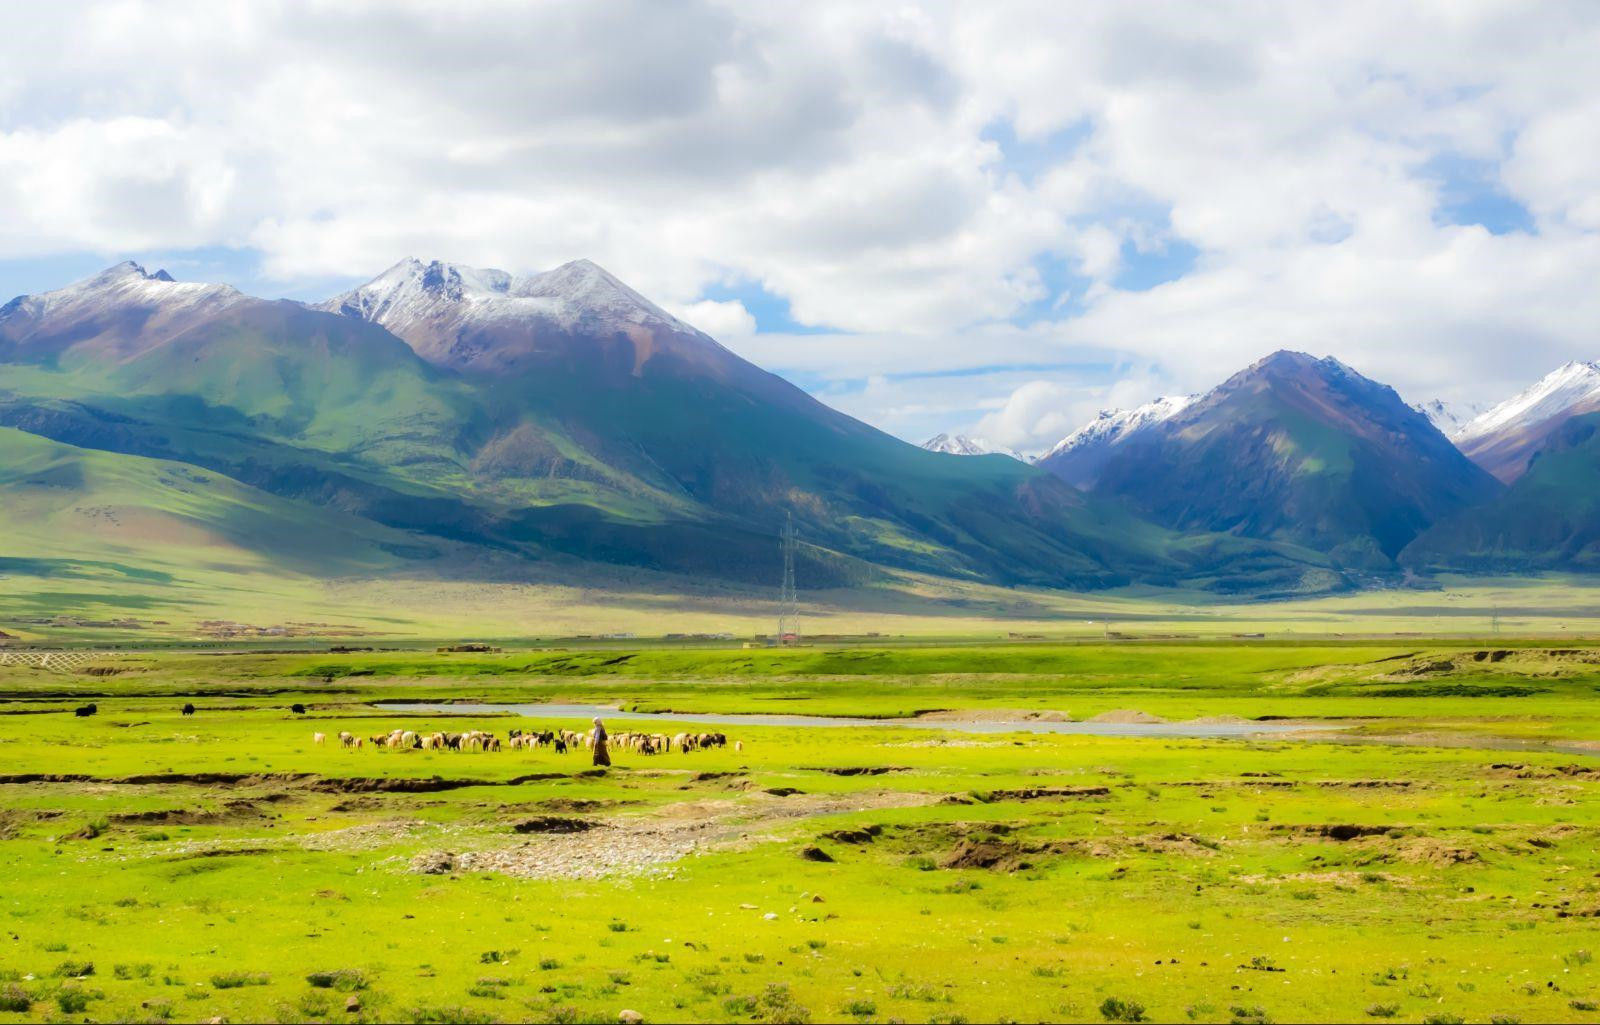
[0,259,1334,596]
[1411,398,1484,437]
[1037,395,1194,489]
[1453,361,1600,483]
[1041,351,1503,569]
[1405,411,1600,572]
[920,433,1021,460]
[0,261,247,364]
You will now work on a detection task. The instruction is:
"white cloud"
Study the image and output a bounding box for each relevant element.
[2,1,1599,442]
[670,298,757,340]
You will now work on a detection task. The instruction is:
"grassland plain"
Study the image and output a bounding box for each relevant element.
[11,568,1600,648]
[2,642,1600,1024]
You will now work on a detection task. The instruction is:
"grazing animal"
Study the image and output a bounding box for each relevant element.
[74,703,97,718]
[313,732,327,746]
[181,703,195,716]
[291,703,307,714]
[735,740,744,752]
[339,731,356,748]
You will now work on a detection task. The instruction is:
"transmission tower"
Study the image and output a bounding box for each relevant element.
[778,512,799,645]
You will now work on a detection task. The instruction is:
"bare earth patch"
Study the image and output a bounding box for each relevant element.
[411,790,942,880]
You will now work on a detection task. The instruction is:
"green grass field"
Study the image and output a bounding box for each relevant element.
[2,641,1599,1023]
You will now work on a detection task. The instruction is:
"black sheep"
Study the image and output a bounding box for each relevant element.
[74,703,97,718]
[182,703,195,716]
[290,703,306,714]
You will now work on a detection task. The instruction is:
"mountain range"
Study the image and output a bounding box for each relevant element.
[0,259,1341,605]
[932,353,1600,574]
[4,258,1599,610]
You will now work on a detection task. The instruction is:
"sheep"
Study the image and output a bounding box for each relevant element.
[339,731,357,748]
[74,703,97,718]
[313,732,327,746]
[181,703,195,716]
[735,740,744,752]
[290,703,307,715]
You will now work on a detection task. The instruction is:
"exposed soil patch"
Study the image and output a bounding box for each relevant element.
[512,816,594,835]
[942,840,1031,871]
[415,790,942,881]
[1088,709,1167,724]
[1395,839,1481,866]
[977,786,1110,802]
[801,766,909,776]
[0,770,574,793]
[1277,824,1407,841]
[168,846,275,861]
[819,826,882,845]
[1489,763,1598,779]
[111,800,270,826]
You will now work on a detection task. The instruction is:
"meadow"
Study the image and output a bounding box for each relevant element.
[1,641,1599,1024]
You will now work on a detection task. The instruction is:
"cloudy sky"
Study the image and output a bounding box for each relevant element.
[3,1,1599,452]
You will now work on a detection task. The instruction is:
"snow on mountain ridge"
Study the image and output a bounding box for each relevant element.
[322,257,691,338]
[11,260,244,320]
[1043,394,1194,459]
[1412,398,1486,438]
[920,433,1022,459]
[1454,361,1600,446]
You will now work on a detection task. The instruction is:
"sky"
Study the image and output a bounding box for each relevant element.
[2,2,1599,454]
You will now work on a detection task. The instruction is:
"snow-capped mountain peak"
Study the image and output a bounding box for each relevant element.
[19,261,242,315]
[0,261,246,361]
[323,257,686,336]
[319,257,745,378]
[1453,360,1600,482]
[1411,398,1486,438]
[1455,361,1600,446]
[1042,394,1194,460]
[920,433,1021,459]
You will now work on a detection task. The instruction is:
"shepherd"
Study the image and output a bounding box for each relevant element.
[591,716,611,767]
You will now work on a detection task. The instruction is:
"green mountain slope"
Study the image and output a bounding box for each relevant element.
[1403,412,1600,572]
[1051,351,1503,570]
[0,262,1339,595]
[0,426,433,579]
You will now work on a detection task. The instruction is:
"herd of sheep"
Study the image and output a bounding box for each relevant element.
[312,726,738,755]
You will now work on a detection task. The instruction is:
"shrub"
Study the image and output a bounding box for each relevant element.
[0,985,31,1013]
[306,969,369,991]
[841,1000,876,1017]
[1364,1005,1399,1018]
[51,961,94,978]
[1100,996,1148,1023]
[405,1007,495,1025]
[760,983,813,1024]
[56,989,92,1014]
[210,971,270,989]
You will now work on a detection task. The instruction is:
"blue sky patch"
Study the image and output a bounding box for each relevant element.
[699,279,835,335]
[981,117,1093,186]
[0,246,364,303]
[1423,152,1535,235]
[1114,237,1200,291]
